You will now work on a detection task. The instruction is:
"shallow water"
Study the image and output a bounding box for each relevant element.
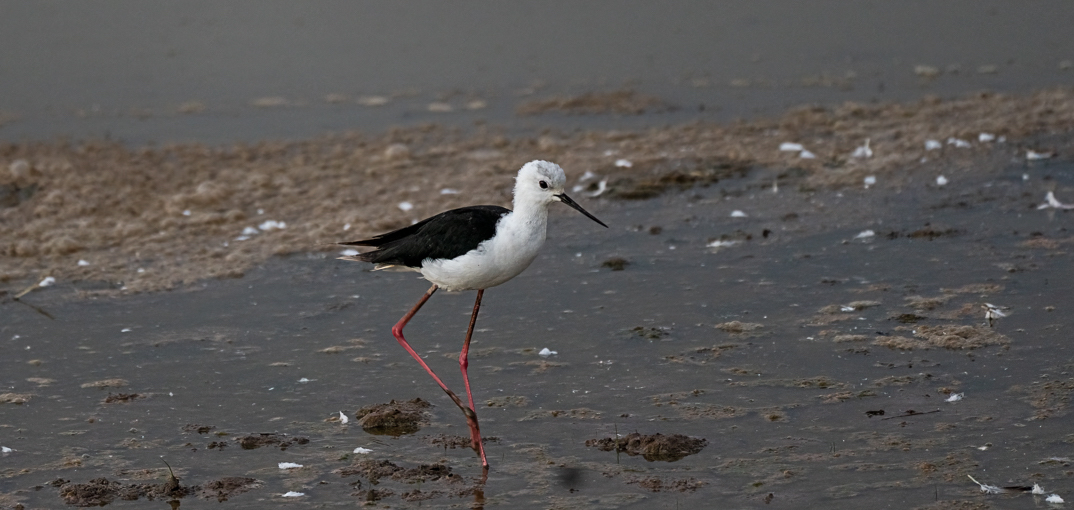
[3,156,1072,508]
[3,1,1074,144]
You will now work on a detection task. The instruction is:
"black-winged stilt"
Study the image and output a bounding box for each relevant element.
[340,160,607,470]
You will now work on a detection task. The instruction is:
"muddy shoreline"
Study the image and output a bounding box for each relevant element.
[3,88,1074,297]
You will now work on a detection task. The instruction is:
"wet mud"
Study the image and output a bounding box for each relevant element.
[2,10,1074,501]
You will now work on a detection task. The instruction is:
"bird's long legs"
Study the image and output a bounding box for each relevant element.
[391,283,489,470]
[459,289,488,467]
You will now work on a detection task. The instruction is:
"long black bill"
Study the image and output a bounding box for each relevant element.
[555,193,608,228]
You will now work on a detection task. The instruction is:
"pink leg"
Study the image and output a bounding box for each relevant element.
[391,283,488,470]
[459,289,488,468]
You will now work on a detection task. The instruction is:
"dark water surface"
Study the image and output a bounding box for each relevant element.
[2,1,1074,144]
[3,157,1072,508]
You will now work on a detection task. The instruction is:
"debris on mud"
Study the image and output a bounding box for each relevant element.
[627,476,705,492]
[79,378,128,389]
[818,390,878,404]
[181,424,216,434]
[0,392,31,404]
[904,295,951,311]
[586,432,707,461]
[103,392,142,403]
[355,398,431,435]
[819,301,882,314]
[729,375,847,390]
[714,321,764,333]
[894,313,927,323]
[1017,368,1074,420]
[664,344,735,365]
[520,408,602,421]
[874,325,1009,350]
[831,334,870,343]
[236,433,309,450]
[631,325,671,339]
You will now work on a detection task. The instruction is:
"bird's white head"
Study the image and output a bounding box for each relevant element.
[513,160,608,227]
[515,160,567,205]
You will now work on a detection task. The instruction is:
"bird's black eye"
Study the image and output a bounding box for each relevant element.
[539,180,548,189]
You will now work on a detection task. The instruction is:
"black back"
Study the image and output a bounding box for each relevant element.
[341,205,510,268]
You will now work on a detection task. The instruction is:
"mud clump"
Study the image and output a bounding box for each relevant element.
[874,325,1009,350]
[340,460,461,485]
[57,477,191,506]
[236,433,309,450]
[664,344,736,364]
[356,398,431,435]
[586,432,707,462]
[181,423,216,434]
[600,257,629,271]
[423,434,474,449]
[0,392,31,404]
[631,325,670,339]
[55,475,259,505]
[103,392,142,403]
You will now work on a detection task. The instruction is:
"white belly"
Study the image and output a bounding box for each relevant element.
[420,212,546,291]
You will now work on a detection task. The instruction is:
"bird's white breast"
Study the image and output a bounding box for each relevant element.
[420,210,547,291]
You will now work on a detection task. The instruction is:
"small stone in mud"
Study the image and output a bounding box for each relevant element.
[631,326,669,339]
[103,392,142,403]
[356,398,431,435]
[585,432,707,462]
[601,257,629,271]
[236,433,309,450]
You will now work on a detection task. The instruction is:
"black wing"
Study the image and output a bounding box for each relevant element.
[340,205,510,268]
